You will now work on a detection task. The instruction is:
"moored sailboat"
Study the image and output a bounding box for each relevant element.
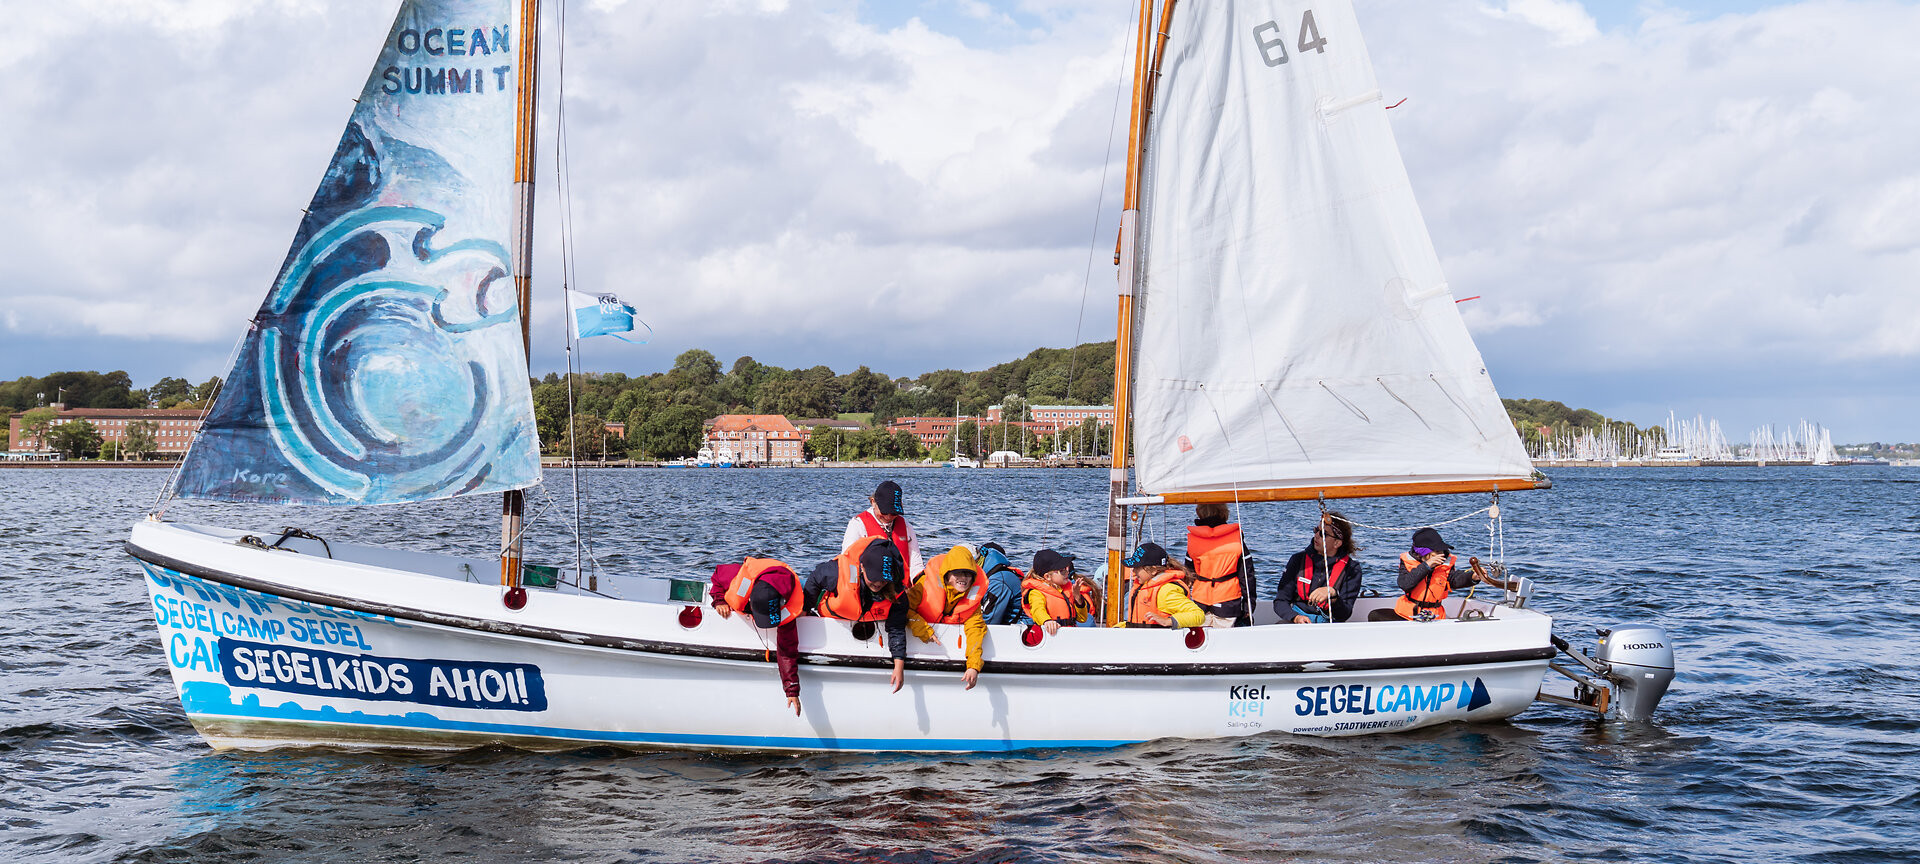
[130,0,1672,752]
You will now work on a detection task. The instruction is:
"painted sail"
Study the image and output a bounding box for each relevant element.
[1127,0,1534,496]
[175,0,540,505]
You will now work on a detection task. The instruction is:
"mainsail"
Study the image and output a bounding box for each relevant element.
[175,0,540,505]
[1126,0,1534,498]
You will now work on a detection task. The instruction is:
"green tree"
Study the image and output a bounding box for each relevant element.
[671,349,722,390]
[148,377,192,408]
[124,420,159,460]
[634,403,706,459]
[563,414,610,460]
[891,430,923,460]
[48,418,102,459]
[20,407,56,450]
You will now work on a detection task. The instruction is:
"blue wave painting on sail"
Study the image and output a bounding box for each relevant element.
[175,0,539,505]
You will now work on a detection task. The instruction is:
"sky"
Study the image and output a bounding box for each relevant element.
[3,0,1917,442]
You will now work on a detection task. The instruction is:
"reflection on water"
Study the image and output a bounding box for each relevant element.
[3,467,1918,862]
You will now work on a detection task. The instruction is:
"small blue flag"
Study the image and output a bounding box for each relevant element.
[567,289,648,343]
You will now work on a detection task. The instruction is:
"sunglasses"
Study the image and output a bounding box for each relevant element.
[1314,528,1343,540]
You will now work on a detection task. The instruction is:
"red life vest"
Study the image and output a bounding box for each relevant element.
[1021,577,1080,623]
[914,572,986,624]
[1186,523,1246,607]
[818,535,898,622]
[857,510,912,565]
[1126,569,1185,626]
[722,557,803,625]
[1395,552,1457,620]
[1296,555,1349,613]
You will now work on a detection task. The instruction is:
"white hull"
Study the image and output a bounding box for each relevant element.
[131,520,1554,752]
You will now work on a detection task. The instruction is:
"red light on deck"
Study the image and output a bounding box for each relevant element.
[1185,627,1205,649]
[1021,624,1044,647]
[503,586,527,610]
[679,605,703,628]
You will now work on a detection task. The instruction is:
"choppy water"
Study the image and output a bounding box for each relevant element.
[3,466,1917,863]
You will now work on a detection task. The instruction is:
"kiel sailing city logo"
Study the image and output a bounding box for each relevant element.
[1294,678,1494,717]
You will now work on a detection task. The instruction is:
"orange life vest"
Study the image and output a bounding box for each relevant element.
[722,557,803,626]
[1394,552,1457,620]
[1126,569,1185,626]
[818,535,898,622]
[1186,523,1246,607]
[857,510,912,565]
[914,572,986,624]
[1021,577,1080,623]
[1296,555,1349,613]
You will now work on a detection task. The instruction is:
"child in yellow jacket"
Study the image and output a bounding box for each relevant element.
[1022,549,1092,634]
[907,545,988,689]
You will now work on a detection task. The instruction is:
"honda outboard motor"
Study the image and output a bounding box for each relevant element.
[1595,624,1675,722]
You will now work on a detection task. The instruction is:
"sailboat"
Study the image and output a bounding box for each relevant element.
[129,0,1673,752]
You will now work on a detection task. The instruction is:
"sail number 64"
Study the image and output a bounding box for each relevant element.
[1253,9,1328,67]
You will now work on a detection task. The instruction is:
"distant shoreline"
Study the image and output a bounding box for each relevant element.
[0,461,175,469]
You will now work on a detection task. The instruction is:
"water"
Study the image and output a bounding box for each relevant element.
[4,466,1917,863]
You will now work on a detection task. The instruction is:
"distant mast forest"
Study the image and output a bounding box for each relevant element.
[3,345,1674,461]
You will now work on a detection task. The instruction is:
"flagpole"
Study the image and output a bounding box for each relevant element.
[502,0,541,591]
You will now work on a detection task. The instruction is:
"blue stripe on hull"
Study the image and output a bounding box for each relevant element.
[181,682,1132,752]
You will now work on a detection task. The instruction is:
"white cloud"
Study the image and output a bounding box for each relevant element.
[3,0,1919,436]
[1479,0,1601,45]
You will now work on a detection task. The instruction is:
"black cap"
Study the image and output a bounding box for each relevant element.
[1124,542,1168,568]
[1031,549,1072,577]
[748,579,788,628]
[859,539,904,588]
[1411,527,1451,556]
[873,480,904,516]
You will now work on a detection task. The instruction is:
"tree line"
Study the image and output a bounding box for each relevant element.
[3,357,1642,463]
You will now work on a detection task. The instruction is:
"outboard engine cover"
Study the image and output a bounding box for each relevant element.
[1595,624,1675,721]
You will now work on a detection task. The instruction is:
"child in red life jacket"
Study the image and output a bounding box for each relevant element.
[1275,511,1362,624]
[1023,549,1092,635]
[708,559,804,714]
[840,479,923,575]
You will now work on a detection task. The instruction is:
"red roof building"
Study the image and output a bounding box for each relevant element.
[704,414,805,464]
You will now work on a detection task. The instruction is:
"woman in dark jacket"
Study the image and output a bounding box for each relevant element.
[1274,512,1362,623]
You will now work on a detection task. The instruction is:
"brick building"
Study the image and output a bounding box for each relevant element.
[704,414,806,464]
[984,404,1114,434]
[885,416,973,451]
[7,406,203,457]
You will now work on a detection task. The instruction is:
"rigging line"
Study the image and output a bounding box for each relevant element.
[553,0,598,589]
[152,317,251,512]
[1063,0,1138,416]
[1336,505,1494,534]
[1428,374,1489,440]
[1376,378,1432,431]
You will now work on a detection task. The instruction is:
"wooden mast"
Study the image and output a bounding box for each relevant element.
[502,0,541,589]
[1104,0,1164,626]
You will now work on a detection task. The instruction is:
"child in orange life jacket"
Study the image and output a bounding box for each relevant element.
[1183,502,1255,627]
[804,536,911,691]
[1023,549,1092,635]
[1368,527,1502,622]
[906,545,988,689]
[1122,542,1206,628]
[707,559,804,715]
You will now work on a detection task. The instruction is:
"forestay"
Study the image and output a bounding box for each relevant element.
[174,0,540,505]
[1127,0,1533,497]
